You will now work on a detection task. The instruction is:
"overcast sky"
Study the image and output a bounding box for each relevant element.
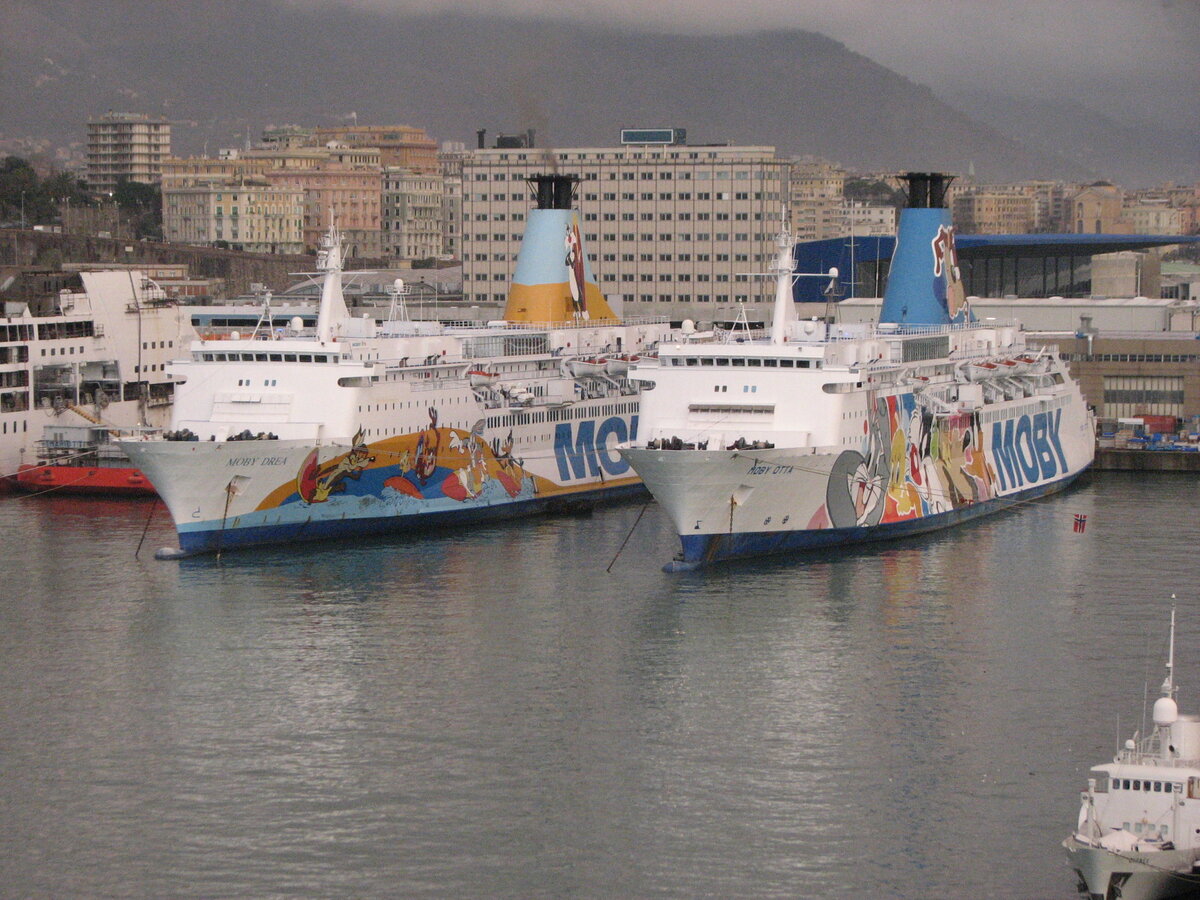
[282,0,1200,125]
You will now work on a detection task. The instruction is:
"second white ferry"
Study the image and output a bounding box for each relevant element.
[123,174,670,556]
[618,172,1095,569]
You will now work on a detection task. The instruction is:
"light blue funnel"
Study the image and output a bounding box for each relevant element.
[879,173,972,328]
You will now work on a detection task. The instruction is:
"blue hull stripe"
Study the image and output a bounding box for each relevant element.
[176,483,645,556]
[677,472,1085,566]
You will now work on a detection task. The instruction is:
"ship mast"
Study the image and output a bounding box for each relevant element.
[768,208,796,346]
[314,224,349,345]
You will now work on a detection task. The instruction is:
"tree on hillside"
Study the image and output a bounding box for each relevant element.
[113,177,163,240]
[844,177,906,209]
[0,155,91,226]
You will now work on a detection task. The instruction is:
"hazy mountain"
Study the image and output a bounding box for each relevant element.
[945,90,1200,188]
[0,1,1184,185]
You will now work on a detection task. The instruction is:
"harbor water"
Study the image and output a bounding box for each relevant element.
[2,471,1198,898]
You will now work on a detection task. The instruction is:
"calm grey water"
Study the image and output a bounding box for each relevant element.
[1,471,1198,899]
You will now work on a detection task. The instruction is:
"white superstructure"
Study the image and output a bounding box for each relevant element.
[1065,607,1200,900]
[0,271,183,485]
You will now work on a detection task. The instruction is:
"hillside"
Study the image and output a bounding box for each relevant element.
[1,2,1174,184]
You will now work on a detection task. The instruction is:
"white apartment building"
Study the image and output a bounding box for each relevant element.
[1125,202,1184,236]
[844,201,897,237]
[461,144,790,324]
[86,111,171,194]
[382,168,444,260]
[162,179,305,254]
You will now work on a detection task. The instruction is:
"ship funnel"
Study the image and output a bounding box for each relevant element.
[502,173,619,325]
[531,173,578,211]
[879,171,971,328]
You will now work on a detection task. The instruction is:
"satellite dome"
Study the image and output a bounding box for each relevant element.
[1154,696,1179,727]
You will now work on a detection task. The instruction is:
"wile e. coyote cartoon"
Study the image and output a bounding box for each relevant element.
[295,428,376,503]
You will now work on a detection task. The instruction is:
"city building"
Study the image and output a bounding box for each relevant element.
[461,140,790,324]
[161,178,305,254]
[1071,182,1131,233]
[312,125,438,172]
[844,201,896,237]
[382,167,443,260]
[438,144,468,260]
[267,164,382,257]
[1125,201,1184,236]
[162,146,382,255]
[86,111,171,194]
[789,160,846,241]
[952,186,1036,234]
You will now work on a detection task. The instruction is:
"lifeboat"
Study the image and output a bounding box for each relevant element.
[468,369,500,387]
[604,354,640,376]
[567,357,608,378]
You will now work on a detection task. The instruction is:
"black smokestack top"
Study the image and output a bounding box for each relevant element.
[477,128,487,149]
[528,173,579,210]
[901,172,954,209]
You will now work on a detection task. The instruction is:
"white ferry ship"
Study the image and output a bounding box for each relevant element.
[1065,607,1200,900]
[0,271,182,488]
[618,172,1095,569]
[122,174,671,556]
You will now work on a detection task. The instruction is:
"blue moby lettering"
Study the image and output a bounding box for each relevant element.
[991,409,1067,491]
[554,415,637,481]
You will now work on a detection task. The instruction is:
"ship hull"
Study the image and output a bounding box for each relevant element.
[1064,837,1200,900]
[621,388,1095,568]
[672,472,1082,567]
[123,418,643,556]
[15,464,155,497]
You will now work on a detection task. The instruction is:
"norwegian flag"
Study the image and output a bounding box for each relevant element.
[1073,514,1088,533]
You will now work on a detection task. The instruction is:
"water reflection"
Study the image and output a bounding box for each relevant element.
[4,473,1200,897]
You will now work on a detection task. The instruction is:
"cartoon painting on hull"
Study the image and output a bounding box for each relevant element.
[296,427,375,503]
[257,407,559,515]
[822,392,1000,529]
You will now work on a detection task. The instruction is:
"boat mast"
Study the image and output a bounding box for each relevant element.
[1164,599,1177,698]
[768,207,795,346]
[315,223,349,345]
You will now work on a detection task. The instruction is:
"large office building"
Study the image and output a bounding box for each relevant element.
[461,140,790,323]
[86,111,171,194]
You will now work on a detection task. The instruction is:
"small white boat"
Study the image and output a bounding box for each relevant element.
[467,369,500,387]
[566,356,608,378]
[1064,604,1200,900]
[604,354,639,376]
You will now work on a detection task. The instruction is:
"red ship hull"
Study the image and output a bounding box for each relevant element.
[15,464,157,497]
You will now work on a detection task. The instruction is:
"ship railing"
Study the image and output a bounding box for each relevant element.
[444,315,669,334]
[195,326,318,341]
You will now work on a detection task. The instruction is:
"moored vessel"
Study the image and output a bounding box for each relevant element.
[15,423,157,496]
[1064,606,1200,900]
[0,271,182,489]
[618,172,1095,569]
[121,174,671,557]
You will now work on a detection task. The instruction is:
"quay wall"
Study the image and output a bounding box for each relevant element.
[1093,449,1200,472]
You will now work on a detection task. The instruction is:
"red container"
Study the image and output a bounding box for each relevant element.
[1139,415,1179,434]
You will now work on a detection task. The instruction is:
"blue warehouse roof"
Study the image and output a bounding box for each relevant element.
[792,233,1200,303]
